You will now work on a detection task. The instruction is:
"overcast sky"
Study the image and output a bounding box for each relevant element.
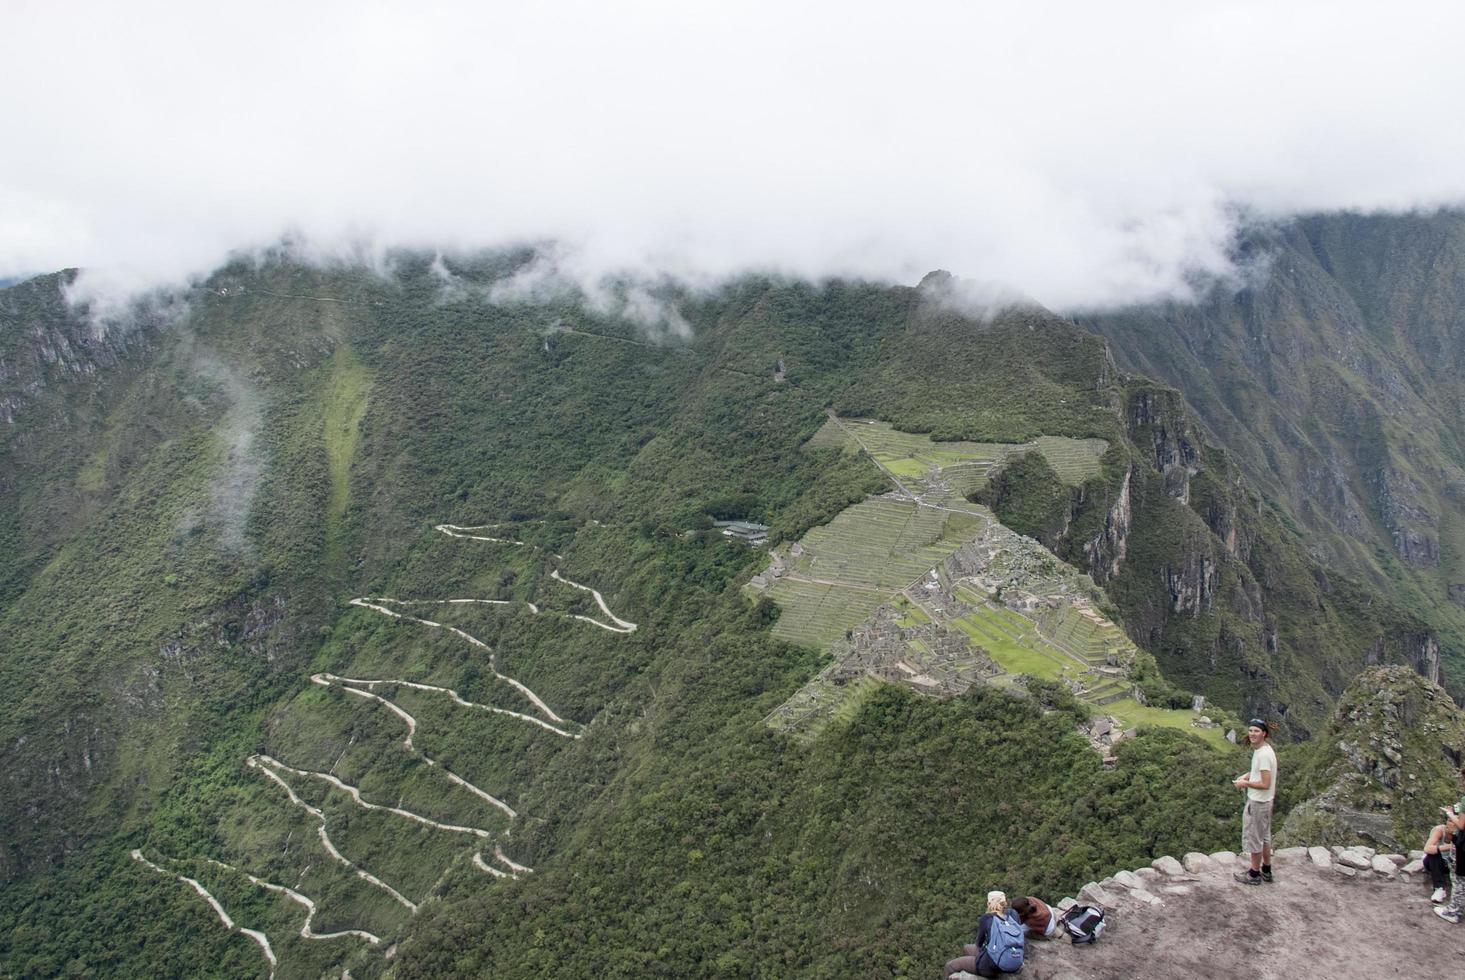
[3,0,1464,310]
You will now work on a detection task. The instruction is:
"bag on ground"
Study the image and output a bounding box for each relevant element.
[983,909,1026,972]
[1059,904,1106,945]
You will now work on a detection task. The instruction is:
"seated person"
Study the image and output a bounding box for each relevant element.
[944,890,1025,978]
[1423,816,1456,904]
[1435,800,1465,924]
[1011,895,1058,938]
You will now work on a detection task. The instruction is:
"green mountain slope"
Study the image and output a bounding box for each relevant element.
[0,252,1447,976]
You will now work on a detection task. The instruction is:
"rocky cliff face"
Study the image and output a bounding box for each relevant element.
[1017,377,1440,736]
[1080,210,1465,691]
[0,271,162,427]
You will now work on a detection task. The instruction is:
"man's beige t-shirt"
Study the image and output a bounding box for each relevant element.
[1248,743,1277,803]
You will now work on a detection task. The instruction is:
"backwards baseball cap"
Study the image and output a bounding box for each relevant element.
[1248,718,1270,734]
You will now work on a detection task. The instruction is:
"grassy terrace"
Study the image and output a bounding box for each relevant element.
[1036,606,1123,664]
[1028,435,1109,485]
[952,605,1072,680]
[767,579,890,649]
[788,498,981,587]
[1105,698,1230,749]
[804,417,1108,488]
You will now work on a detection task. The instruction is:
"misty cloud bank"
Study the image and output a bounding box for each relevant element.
[3,1,1464,312]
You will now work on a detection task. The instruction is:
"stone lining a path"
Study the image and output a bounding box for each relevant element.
[961,844,1464,979]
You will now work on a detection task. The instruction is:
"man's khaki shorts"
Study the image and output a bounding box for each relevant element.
[1242,799,1273,854]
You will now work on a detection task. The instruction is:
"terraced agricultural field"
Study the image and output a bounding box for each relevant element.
[761,498,988,648]
[766,578,890,649]
[1105,698,1230,749]
[769,418,1214,750]
[1036,605,1124,665]
[764,671,884,743]
[789,499,981,589]
[1029,435,1108,485]
[806,417,1007,472]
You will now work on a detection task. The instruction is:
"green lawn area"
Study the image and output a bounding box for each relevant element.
[952,614,1068,680]
[880,456,929,478]
[1105,698,1230,748]
[893,597,932,627]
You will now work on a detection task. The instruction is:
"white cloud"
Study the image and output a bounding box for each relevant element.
[3,0,1463,310]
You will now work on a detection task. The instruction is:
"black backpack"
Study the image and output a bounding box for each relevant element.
[1059,904,1106,945]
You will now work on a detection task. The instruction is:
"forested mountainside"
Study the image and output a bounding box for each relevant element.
[1081,209,1465,693]
[0,249,1450,977]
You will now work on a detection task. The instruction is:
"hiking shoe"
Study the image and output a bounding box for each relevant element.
[1432,887,1448,904]
[1435,906,1461,924]
[1260,868,1274,884]
[1233,870,1262,886]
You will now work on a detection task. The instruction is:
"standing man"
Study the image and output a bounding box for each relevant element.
[1233,719,1277,885]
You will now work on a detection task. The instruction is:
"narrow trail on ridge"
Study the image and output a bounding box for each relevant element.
[131,850,279,976]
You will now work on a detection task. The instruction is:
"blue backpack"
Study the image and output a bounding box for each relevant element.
[983,909,1025,973]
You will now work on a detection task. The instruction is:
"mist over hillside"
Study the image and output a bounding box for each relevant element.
[6,3,1465,975]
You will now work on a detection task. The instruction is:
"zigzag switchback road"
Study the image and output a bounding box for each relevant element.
[246,756,419,912]
[311,673,522,817]
[201,858,383,946]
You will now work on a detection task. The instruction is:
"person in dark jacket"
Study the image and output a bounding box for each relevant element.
[943,890,1023,978]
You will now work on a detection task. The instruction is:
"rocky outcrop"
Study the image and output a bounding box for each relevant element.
[1279,666,1465,851]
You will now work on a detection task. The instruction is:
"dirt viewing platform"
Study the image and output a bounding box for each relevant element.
[961,846,1465,979]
